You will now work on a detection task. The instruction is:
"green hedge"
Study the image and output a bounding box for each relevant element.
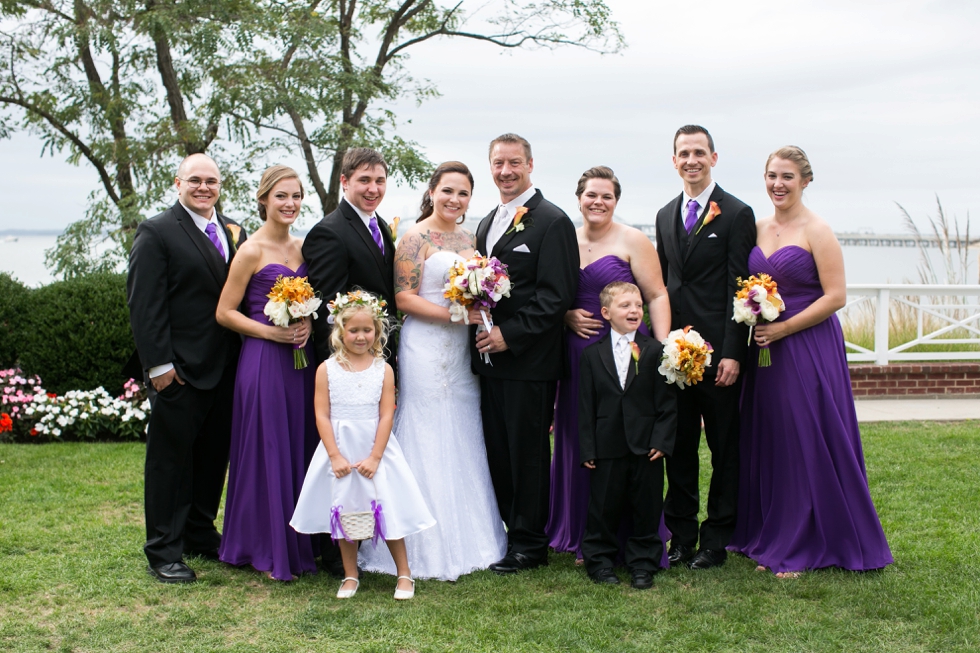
[11,273,135,396]
[0,272,30,369]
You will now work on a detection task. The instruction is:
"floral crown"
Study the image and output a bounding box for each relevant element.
[327,290,388,324]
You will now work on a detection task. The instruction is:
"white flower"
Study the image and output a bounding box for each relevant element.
[759,300,780,322]
[52,428,61,436]
[448,303,468,323]
[264,300,292,328]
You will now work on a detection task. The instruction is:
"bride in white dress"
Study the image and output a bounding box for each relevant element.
[359,161,507,580]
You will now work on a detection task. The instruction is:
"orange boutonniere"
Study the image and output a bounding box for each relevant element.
[630,341,641,375]
[505,206,530,235]
[389,216,400,240]
[225,223,242,250]
[695,201,721,235]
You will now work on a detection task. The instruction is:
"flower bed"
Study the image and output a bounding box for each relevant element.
[1,370,149,442]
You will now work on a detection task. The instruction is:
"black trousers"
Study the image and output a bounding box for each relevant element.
[582,454,665,575]
[663,376,741,551]
[143,365,235,567]
[480,376,557,560]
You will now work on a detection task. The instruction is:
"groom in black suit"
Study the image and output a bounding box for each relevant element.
[303,147,397,366]
[654,125,756,570]
[471,133,579,573]
[127,153,246,583]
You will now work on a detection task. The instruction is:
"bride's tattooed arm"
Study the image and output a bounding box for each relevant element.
[395,232,425,294]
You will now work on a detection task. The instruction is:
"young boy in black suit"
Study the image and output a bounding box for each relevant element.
[578,281,677,589]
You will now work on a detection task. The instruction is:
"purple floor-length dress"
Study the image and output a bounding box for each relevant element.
[728,246,893,573]
[218,262,318,580]
[546,255,670,567]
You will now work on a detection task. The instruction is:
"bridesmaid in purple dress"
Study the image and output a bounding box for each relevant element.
[215,165,318,581]
[728,147,892,576]
[546,166,672,563]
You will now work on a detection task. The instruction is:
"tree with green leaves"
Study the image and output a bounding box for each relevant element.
[0,0,622,278]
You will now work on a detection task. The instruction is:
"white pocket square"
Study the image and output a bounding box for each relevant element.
[513,244,531,253]
[707,233,718,238]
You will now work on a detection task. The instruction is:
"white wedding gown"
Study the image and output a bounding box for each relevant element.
[359,250,507,580]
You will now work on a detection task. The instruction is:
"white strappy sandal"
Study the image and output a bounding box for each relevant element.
[393,576,415,600]
[336,577,359,599]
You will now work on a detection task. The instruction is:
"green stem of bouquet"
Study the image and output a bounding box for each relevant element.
[294,349,309,370]
[758,347,772,368]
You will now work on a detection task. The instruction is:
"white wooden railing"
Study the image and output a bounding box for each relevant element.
[841,285,980,364]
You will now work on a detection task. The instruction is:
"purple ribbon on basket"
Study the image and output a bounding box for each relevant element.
[330,505,349,543]
[370,500,387,547]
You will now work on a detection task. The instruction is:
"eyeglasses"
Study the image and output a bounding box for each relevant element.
[178,177,222,189]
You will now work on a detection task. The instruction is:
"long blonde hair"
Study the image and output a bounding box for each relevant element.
[329,304,388,370]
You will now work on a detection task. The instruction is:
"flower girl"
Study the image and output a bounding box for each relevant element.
[290,291,435,599]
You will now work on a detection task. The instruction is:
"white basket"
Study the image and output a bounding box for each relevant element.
[339,510,376,541]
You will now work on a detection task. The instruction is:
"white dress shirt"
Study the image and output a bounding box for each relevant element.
[610,327,637,389]
[486,185,537,255]
[679,181,717,227]
[149,203,229,380]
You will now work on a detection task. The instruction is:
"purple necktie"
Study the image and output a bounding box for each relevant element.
[684,200,700,234]
[205,222,226,260]
[369,216,384,254]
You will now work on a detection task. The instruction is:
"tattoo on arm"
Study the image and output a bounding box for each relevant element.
[394,232,425,293]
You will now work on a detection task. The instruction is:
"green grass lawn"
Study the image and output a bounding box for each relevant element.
[1,422,978,652]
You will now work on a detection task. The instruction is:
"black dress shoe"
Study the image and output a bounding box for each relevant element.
[589,568,620,585]
[148,561,197,584]
[630,569,655,590]
[184,548,219,561]
[667,543,696,565]
[489,552,548,575]
[689,548,727,570]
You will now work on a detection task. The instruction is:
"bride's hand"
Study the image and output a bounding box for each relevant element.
[565,308,603,339]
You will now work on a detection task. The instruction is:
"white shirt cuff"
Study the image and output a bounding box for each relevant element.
[148,363,174,379]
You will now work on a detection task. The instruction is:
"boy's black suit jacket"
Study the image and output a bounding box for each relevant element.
[578,331,678,462]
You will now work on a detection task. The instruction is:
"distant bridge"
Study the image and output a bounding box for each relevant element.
[627,224,978,249]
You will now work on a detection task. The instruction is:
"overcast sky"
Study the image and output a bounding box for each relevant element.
[2,0,978,234]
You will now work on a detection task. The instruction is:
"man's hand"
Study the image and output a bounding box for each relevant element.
[583,460,596,470]
[151,369,185,393]
[475,326,509,355]
[648,448,664,461]
[715,358,740,387]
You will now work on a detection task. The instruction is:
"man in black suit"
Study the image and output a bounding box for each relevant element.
[578,282,677,589]
[471,133,579,574]
[654,125,756,570]
[127,153,246,583]
[303,148,396,365]
[301,147,396,576]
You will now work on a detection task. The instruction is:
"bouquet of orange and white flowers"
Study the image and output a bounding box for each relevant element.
[732,274,784,367]
[444,253,512,363]
[659,326,713,388]
[264,275,322,369]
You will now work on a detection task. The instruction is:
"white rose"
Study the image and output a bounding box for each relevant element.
[263,300,292,328]
[759,300,780,322]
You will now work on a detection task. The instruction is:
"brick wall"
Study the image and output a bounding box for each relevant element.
[849,363,980,397]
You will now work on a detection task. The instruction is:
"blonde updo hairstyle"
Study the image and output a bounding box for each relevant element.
[257,165,305,221]
[765,146,814,184]
[329,301,389,369]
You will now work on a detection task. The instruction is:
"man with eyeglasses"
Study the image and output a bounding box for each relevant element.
[127,153,247,583]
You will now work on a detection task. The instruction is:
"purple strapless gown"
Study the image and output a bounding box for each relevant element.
[545,255,670,567]
[728,246,893,573]
[218,262,318,580]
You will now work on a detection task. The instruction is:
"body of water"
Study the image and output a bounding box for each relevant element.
[1,235,977,287]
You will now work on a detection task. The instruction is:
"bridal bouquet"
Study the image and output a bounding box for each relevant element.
[659,326,713,388]
[264,275,322,369]
[444,253,512,363]
[732,274,785,367]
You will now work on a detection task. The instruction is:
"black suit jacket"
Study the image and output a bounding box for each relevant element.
[302,199,396,364]
[578,332,678,462]
[654,184,756,373]
[471,190,579,381]
[126,202,246,390]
